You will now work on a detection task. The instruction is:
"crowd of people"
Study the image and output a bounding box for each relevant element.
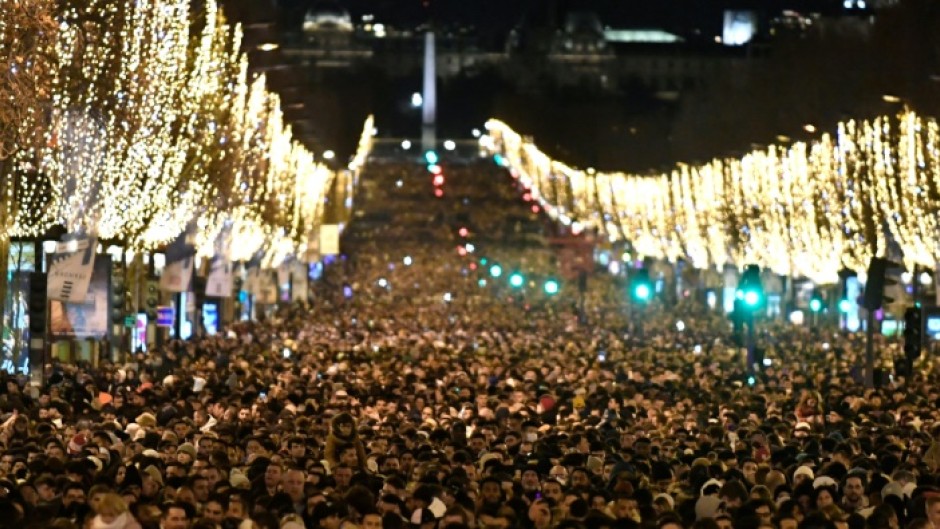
[0,161,938,529]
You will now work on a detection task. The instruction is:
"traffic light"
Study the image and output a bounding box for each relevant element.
[146,280,159,321]
[509,272,525,288]
[903,306,923,362]
[489,264,502,278]
[863,257,900,311]
[543,279,560,295]
[809,291,824,313]
[424,150,439,165]
[28,272,48,338]
[838,298,852,313]
[630,269,652,303]
[736,265,764,309]
[112,273,125,325]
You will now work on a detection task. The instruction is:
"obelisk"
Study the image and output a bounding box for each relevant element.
[421,31,436,153]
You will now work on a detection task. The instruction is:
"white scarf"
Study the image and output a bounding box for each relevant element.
[91,512,129,529]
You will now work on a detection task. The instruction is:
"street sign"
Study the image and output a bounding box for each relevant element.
[124,315,135,328]
[156,306,175,327]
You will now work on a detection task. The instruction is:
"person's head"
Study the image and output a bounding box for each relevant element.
[62,483,86,507]
[542,479,564,504]
[333,465,353,489]
[925,496,940,529]
[612,495,639,520]
[528,499,553,528]
[714,514,733,529]
[815,486,837,509]
[95,493,129,524]
[161,501,191,529]
[265,462,284,489]
[202,495,226,523]
[88,485,113,513]
[227,491,249,520]
[362,512,384,529]
[441,506,470,527]
[843,474,866,504]
[658,514,685,529]
[34,474,57,501]
[284,468,306,502]
[480,479,502,504]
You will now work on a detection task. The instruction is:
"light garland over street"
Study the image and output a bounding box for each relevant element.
[486,110,940,283]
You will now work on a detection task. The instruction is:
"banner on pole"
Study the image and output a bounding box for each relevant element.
[205,258,233,298]
[160,227,196,293]
[255,271,278,305]
[47,235,97,302]
[305,230,320,263]
[160,259,193,293]
[49,257,110,338]
[320,225,340,256]
[291,261,309,302]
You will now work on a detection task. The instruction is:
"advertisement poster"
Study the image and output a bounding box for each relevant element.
[291,261,309,302]
[320,224,340,255]
[205,257,233,298]
[254,271,278,305]
[47,235,97,302]
[49,257,110,338]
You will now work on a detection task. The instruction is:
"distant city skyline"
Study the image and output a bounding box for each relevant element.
[279,0,876,40]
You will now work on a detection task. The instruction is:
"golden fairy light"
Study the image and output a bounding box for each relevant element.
[485,110,940,283]
[2,0,339,267]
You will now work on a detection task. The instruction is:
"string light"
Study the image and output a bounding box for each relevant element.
[0,0,353,267]
[485,109,940,283]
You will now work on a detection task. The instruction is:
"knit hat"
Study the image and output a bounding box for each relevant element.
[700,478,724,496]
[68,434,87,455]
[86,456,104,472]
[230,468,250,489]
[136,412,157,429]
[793,465,815,482]
[177,442,197,460]
[813,476,838,489]
[143,465,163,486]
[695,495,723,520]
[655,493,675,510]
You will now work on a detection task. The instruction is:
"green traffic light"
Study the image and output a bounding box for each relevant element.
[489,264,502,278]
[544,280,559,295]
[743,290,760,307]
[809,298,823,313]
[838,299,852,313]
[634,283,651,301]
[425,150,439,165]
[509,273,525,288]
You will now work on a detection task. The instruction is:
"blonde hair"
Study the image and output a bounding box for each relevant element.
[96,492,129,516]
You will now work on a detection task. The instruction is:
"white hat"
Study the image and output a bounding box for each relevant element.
[86,456,104,472]
[700,478,724,496]
[793,466,815,481]
[695,495,723,520]
[655,493,675,510]
[882,481,905,500]
[813,476,838,489]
